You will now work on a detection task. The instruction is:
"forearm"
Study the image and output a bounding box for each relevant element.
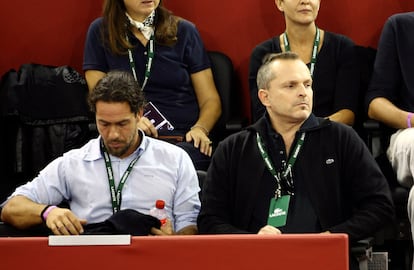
[368,97,411,129]
[195,99,222,133]
[327,109,355,126]
[85,70,106,92]
[1,195,46,229]
[176,224,198,235]
[191,69,222,133]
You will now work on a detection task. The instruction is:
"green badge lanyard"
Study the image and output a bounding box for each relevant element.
[256,132,306,199]
[100,140,141,214]
[283,27,320,77]
[127,33,154,91]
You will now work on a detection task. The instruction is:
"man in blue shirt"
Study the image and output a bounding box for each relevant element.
[1,71,200,235]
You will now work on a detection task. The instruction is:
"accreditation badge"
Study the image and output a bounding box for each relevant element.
[267,195,290,227]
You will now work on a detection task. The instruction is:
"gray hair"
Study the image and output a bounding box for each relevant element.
[256,52,300,90]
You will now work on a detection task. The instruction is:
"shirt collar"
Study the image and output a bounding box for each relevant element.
[250,112,330,136]
[84,129,148,161]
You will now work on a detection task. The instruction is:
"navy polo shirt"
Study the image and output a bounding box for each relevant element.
[83,17,211,133]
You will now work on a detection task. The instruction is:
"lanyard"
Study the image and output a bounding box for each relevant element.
[256,132,306,199]
[100,140,141,214]
[283,27,320,77]
[127,33,154,91]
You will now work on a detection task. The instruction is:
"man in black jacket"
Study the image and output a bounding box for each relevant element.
[198,52,394,270]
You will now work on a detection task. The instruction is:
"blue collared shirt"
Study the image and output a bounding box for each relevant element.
[4,132,200,231]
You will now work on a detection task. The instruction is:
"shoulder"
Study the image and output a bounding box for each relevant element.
[177,18,199,36]
[146,137,190,157]
[317,119,361,143]
[324,31,355,47]
[215,128,254,154]
[387,11,414,25]
[251,37,279,55]
[250,37,280,67]
[175,18,205,44]
[88,17,104,31]
[383,12,414,37]
[177,18,196,30]
[85,17,104,40]
[319,31,356,62]
[325,120,356,133]
[302,115,357,139]
[62,137,102,162]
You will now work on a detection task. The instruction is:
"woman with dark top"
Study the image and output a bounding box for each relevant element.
[83,0,221,170]
[249,0,359,125]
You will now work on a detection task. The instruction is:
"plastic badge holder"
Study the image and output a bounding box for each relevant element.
[143,101,174,131]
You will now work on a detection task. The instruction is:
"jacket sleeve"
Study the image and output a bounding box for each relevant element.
[197,138,251,234]
[327,127,395,242]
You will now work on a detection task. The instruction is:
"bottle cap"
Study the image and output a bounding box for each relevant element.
[155,200,165,209]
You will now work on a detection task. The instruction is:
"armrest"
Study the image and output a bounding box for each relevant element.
[363,119,380,131]
[362,119,388,157]
[351,237,374,262]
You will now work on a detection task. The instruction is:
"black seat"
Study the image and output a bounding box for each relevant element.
[207,51,247,145]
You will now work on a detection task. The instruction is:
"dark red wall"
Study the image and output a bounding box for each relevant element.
[2,1,414,119]
[0,1,102,75]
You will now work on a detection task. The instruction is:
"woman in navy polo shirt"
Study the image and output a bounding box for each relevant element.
[83,0,221,170]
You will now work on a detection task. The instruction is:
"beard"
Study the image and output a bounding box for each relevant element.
[105,136,135,158]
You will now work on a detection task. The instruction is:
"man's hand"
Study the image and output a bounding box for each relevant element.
[45,207,87,235]
[150,219,174,235]
[258,225,282,235]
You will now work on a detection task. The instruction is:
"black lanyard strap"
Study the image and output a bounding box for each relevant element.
[256,132,306,199]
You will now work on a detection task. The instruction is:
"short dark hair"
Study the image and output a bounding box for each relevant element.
[256,52,300,90]
[88,70,146,114]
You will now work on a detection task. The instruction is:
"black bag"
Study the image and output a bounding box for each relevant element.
[0,64,96,203]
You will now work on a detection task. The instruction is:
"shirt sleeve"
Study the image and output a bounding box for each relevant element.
[172,150,201,232]
[365,15,401,108]
[180,20,211,74]
[4,157,69,206]
[312,33,360,116]
[331,35,360,114]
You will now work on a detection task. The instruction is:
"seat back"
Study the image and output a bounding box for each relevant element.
[207,51,246,144]
[353,45,377,144]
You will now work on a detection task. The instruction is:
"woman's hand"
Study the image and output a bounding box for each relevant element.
[137,116,158,138]
[186,126,212,156]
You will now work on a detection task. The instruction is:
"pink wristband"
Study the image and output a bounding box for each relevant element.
[407,113,413,128]
[41,205,57,222]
